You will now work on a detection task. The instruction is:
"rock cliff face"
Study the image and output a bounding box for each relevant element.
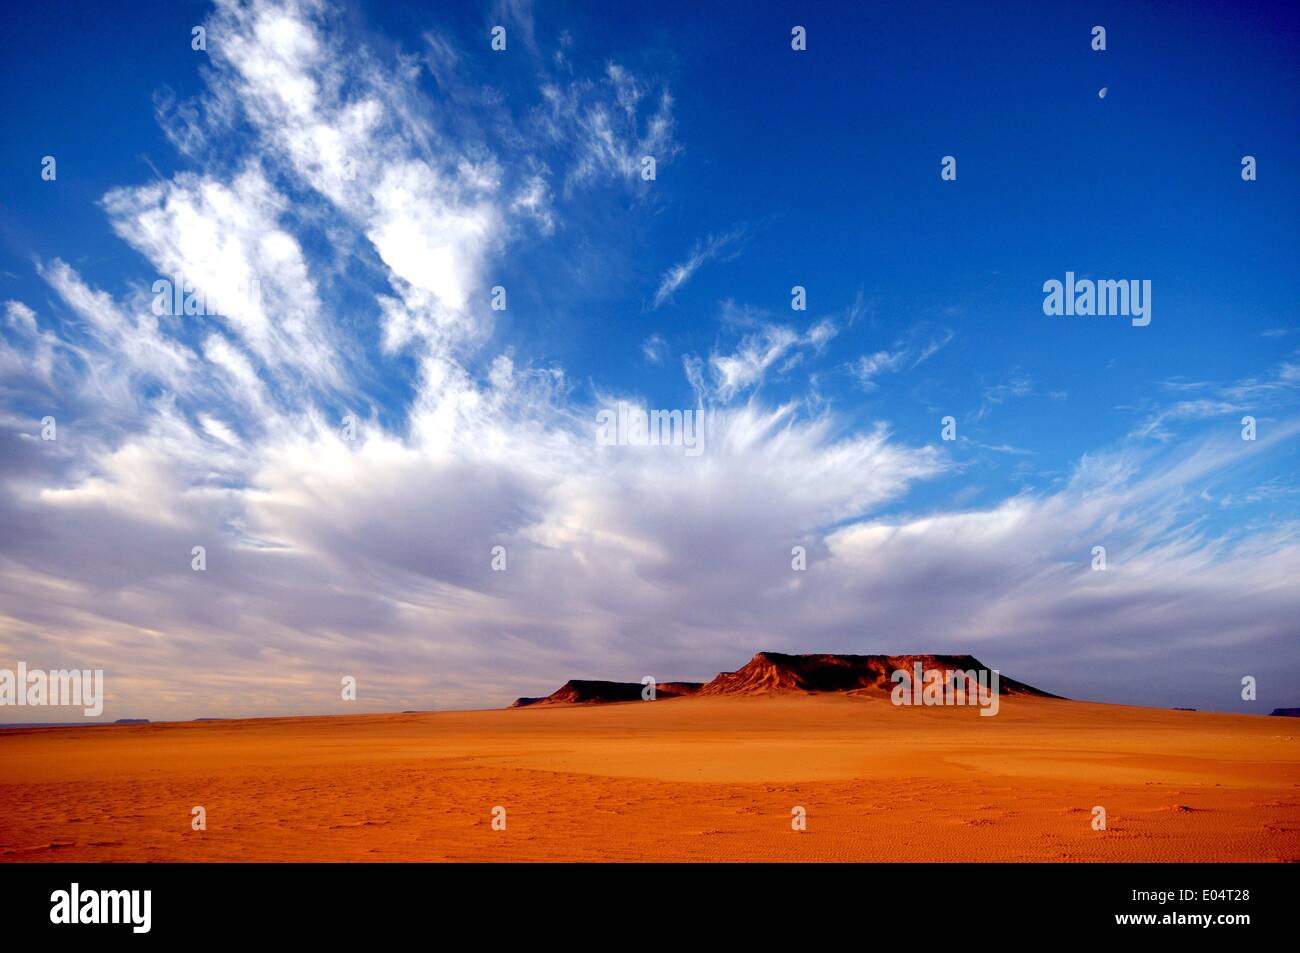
[698,652,1057,698]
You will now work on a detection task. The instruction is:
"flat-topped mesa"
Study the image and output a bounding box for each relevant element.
[654,682,706,697]
[512,679,704,708]
[698,652,1058,698]
[509,654,1058,708]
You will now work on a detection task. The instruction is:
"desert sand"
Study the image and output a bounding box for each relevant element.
[1,693,1297,862]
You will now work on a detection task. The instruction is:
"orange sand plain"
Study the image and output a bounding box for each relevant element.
[1,695,1297,861]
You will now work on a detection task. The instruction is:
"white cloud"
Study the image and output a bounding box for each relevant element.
[642,334,666,364]
[856,349,907,388]
[1,301,58,387]
[651,228,744,309]
[710,325,800,401]
[540,61,679,193]
[912,328,954,366]
[855,327,954,390]
[510,173,555,235]
[709,315,839,401]
[1133,359,1300,439]
[973,375,1034,421]
[199,0,506,351]
[40,259,196,403]
[103,165,340,388]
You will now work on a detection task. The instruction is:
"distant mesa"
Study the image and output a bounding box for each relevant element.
[511,652,1057,708]
[512,679,703,708]
[0,718,154,729]
[1270,708,1300,718]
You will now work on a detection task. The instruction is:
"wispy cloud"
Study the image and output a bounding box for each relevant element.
[855,327,954,390]
[651,228,745,309]
[641,333,666,364]
[540,62,680,195]
[706,305,840,402]
[1132,357,1300,440]
[913,329,955,367]
[856,349,907,388]
[972,375,1034,421]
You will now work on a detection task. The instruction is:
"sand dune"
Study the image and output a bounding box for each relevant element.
[1,693,1297,862]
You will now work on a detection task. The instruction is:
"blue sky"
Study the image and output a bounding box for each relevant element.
[0,0,1297,720]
